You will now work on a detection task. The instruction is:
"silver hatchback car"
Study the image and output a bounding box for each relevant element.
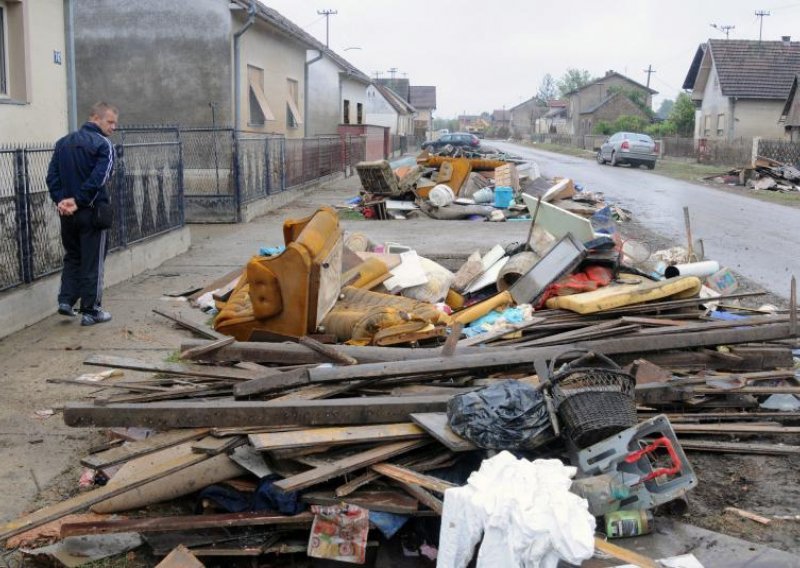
[597,132,658,169]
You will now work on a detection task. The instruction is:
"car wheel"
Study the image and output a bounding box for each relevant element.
[646,162,655,170]
[610,151,618,166]
[596,151,606,165]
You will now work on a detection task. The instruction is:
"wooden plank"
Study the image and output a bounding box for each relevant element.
[81,428,209,470]
[233,368,311,398]
[725,506,772,525]
[302,489,418,514]
[672,423,800,434]
[266,381,369,402]
[60,511,313,538]
[152,309,226,340]
[441,322,464,357]
[155,544,205,568]
[64,395,454,429]
[249,423,425,451]
[457,317,545,347]
[191,435,245,455]
[334,452,455,498]
[180,336,235,361]
[273,439,428,493]
[678,440,800,455]
[370,463,457,494]
[692,387,800,395]
[305,322,796,383]
[410,413,476,452]
[396,482,443,515]
[594,537,658,568]
[0,451,210,542]
[297,336,358,365]
[84,354,262,382]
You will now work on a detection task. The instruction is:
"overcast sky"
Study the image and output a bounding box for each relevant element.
[263,0,800,117]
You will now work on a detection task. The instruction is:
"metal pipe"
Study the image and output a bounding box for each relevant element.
[64,0,77,130]
[233,1,257,132]
[304,49,324,137]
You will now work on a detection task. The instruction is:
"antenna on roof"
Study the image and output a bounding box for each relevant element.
[755,10,770,42]
[710,23,735,39]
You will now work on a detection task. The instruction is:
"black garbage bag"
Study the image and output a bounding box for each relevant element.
[446,379,553,450]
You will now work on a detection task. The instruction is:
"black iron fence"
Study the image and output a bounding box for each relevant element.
[0,136,184,293]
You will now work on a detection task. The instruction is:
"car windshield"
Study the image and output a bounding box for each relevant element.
[633,134,653,143]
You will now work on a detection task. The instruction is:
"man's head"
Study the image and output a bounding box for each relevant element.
[88,102,119,136]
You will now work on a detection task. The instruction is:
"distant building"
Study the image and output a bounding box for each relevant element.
[535,100,568,134]
[509,97,548,139]
[409,86,436,140]
[564,70,656,135]
[366,83,416,135]
[684,38,800,141]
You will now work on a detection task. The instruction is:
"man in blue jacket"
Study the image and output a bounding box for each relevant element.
[47,102,118,326]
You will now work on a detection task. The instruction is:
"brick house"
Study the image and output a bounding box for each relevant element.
[565,71,656,135]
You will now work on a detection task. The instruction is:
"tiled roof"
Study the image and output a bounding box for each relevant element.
[375,78,410,100]
[707,39,800,99]
[493,109,511,121]
[564,71,657,96]
[373,83,416,115]
[409,86,436,109]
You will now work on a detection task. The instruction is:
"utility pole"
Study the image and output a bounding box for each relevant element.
[710,23,735,39]
[316,9,337,47]
[388,67,398,80]
[755,10,770,42]
[643,64,655,89]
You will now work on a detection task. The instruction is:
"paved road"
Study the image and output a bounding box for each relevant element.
[488,139,799,300]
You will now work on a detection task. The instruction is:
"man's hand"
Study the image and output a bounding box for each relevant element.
[57,198,77,216]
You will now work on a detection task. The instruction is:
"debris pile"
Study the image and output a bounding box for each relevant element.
[3,172,799,566]
[708,155,800,192]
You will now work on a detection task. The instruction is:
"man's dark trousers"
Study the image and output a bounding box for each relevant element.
[58,208,108,313]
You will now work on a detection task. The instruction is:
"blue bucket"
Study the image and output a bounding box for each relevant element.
[494,186,514,208]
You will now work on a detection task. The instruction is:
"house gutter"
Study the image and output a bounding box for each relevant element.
[64,0,77,131]
[304,50,324,137]
[233,1,257,132]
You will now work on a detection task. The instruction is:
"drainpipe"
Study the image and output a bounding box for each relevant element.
[64,0,77,131]
[304,49,324,137]
[233,0,257,132]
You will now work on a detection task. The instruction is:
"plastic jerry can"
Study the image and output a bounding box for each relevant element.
[494,186,514,208]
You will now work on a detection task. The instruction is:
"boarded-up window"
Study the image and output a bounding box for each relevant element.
[343,99,350,124]
[357,102,363,124]
[716,113,725,137]
[286,78,303,128]
[248,65,275,126]
[703,114,711,136]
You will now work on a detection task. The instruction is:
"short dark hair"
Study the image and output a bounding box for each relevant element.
[89,101,119,118]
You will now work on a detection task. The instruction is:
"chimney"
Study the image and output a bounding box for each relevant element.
[783,35,791,46]
[605,70,614,77]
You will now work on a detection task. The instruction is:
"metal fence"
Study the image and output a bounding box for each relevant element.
[0,137,184,293]
[755,138,800,165]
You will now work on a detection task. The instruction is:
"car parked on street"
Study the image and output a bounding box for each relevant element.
[421,132,481,151]
[596,132,658,169]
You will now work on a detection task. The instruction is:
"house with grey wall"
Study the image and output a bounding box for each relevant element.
[564,71,656,135]
[71,0,367,139]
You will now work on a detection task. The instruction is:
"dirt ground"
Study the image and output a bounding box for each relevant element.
[2,172,799,562]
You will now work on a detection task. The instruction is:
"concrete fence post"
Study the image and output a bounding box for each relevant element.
[752,137,761,165]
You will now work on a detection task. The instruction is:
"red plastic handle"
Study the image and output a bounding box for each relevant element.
[624,436,682,482]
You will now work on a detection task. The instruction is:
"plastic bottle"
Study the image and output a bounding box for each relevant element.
[604,509,654,538]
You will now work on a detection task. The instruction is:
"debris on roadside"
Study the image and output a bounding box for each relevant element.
[4,164,800,567]
[706,155,800,192]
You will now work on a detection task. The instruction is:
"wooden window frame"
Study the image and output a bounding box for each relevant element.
[247,65,275,127]
[286,78,303,128]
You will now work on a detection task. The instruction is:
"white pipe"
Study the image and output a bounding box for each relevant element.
[664,260,720,279]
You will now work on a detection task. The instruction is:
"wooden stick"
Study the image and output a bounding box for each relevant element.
[179,336,235,360]
[725,506,771,525]
[370,463,457,494]
[594,537,658,568]
[297,336,358,366]
[396,481,443,514]
[684,205,695,261]
[441,322,464,357]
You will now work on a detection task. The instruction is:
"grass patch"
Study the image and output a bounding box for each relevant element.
[647,159,733,183]
[164,350,182,363]
[527,142,595,159]
[337,208,365,221]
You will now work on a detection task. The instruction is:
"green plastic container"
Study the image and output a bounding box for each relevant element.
[604,509,654,538]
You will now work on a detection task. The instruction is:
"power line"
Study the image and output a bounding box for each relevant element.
[316,9,337,47]
[755,9,771,41]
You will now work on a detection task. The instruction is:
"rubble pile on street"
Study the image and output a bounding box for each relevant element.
[3,173,799,567]
[708,155,800,192]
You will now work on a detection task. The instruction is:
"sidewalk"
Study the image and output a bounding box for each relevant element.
[0,173,534,522]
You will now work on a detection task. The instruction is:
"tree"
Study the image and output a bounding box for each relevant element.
[557,69,593,97]
[668,93,695,137]
[607,85,654,118]
[611,115,650,133]
[656,99,674,120]
[536,73,558,102]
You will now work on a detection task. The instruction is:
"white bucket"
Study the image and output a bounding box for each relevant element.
[472,187,494,204]
[429,184,455,207]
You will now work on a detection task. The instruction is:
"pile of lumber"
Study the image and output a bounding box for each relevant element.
[2,289,799,562]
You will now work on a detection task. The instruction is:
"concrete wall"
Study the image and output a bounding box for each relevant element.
[341,76,368,129]
[0,0,68,144]
[0,226,191,339]
[307,56,340,136]
[73,0,232,127]
[697,62,733,140]
[733,100,785,139]
[365,84,399,132]
[238,19,305,138]
[510,99,545,138]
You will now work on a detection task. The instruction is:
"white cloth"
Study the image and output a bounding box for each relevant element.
[437,452,595,568]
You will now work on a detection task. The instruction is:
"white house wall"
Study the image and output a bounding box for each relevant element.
[306,56,340,136]
[697,60,732,140]
[1,0,68,144]
[732,100,785,139]
[340,77,367,128]
[365,85,398,132]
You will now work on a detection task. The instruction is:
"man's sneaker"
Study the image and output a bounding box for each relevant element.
[81,309,112,326]
[58,303,76,317]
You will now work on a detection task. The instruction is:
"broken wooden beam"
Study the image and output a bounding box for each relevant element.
[248,423,425,452]
[297,336,358,366]
[84,354,264,382]
[59,511,313,538]
[63,395,454,429]
[370,463,457,494]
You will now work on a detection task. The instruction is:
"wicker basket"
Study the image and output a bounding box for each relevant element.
[549,351,636,449]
